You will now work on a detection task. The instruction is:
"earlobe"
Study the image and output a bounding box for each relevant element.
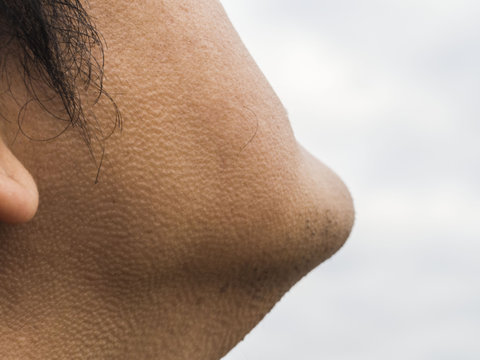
[0,140,39,224]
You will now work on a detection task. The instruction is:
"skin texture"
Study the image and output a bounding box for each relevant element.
[0,1,354,359]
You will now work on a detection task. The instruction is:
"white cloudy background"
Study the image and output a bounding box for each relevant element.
[220,1,480,359]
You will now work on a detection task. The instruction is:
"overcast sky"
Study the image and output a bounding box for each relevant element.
[220,1,480,359]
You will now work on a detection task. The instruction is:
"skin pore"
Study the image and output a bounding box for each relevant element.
[0,0,354,359]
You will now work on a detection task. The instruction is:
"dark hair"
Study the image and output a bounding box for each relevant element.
[0,0,121,177]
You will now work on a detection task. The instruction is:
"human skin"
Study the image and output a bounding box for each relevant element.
[0,0,354,359]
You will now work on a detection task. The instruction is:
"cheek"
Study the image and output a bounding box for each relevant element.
[87,100,354,305]
[0,1,354,357]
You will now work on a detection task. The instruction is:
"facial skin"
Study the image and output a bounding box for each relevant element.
[0,1,354,359]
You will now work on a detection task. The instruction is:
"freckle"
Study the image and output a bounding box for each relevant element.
[195,297,204,306]
[219,282,229,294]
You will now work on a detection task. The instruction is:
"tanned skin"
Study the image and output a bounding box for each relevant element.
[0,1,354,359]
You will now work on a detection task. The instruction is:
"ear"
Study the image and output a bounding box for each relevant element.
[0,138,39,224]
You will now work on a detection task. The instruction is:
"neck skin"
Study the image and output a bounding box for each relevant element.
[0,1,354,359]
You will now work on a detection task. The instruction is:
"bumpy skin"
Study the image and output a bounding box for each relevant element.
[0,1,354,359]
